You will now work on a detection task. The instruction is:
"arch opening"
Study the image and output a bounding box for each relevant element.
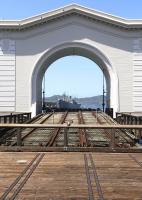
[31,42,119,116]
[42,55,107,111]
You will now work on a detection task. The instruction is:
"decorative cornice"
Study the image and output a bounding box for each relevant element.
[0,4,142,31]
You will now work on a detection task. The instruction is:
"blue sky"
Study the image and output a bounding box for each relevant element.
[0,0,142,20]
[1,0,142,98]
[45,56,103,98]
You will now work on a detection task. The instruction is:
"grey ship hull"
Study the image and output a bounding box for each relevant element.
[58,100,81,109]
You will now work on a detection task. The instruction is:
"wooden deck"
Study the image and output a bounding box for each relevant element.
[0,152,142,200]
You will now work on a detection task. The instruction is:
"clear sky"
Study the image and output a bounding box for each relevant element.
[45,56,103,98]
[0,0,142,20]
[1,0,142,98]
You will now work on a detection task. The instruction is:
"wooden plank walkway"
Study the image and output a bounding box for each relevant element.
[0,152,142,199]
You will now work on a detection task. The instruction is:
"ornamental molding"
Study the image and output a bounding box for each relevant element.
[0,4,142,31]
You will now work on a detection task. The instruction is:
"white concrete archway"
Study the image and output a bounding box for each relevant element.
[31,42,119,116]
[0,4,141,115]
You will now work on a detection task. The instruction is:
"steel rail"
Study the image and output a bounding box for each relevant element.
[11,113,53,146]
[89,154,104,200]
[0,153,41,200]
[92,111,115,145]
[99,112,134,144]
[26,113,44,124]
[0,114,44,145]
[9,153,44,200]
[97,112,131,147]
[46,111,68,147]
[22,113,53,139]
[84,154,94,200]
[78,111,88,147]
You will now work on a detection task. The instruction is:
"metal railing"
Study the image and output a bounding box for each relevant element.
[0,113,31,124]
[0,124,141,151]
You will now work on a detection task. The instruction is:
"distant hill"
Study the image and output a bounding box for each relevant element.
[45,95,106,109]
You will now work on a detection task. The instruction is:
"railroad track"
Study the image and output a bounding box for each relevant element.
[45,111,68,146]
[84,153,104,200]
[0,113,45,145]
[65,112,79,147]
[85,111,110,147]
[99,112,135,146]
[11,113,53,146]
[0,153,44,200]
[78,111,88,147]
[1,111,137,148]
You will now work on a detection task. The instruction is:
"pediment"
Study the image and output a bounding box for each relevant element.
[0,4,142,31]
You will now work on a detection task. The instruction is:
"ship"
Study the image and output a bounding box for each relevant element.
[58,95,81,109]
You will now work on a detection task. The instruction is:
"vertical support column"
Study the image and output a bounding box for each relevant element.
[17,128,22,146]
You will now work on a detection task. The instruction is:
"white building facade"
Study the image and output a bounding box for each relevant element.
[0,4,142,116]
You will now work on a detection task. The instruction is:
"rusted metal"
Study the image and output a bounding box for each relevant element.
[9,153,44,200]
[0,123,142,129]
[26,113,43,124]
[46,111,68,147]
[17,128,22,146]
[78,111,88,147]
[84,154,94,200]
[92,111,135,146]
[101,112,135,145]
[11,113,53,146]
[89,154,104,200]
[92,111,113,143]
[1,152,142,199]
[0,153,42,200]
[0,113,31,124]
[1,111,142,150]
